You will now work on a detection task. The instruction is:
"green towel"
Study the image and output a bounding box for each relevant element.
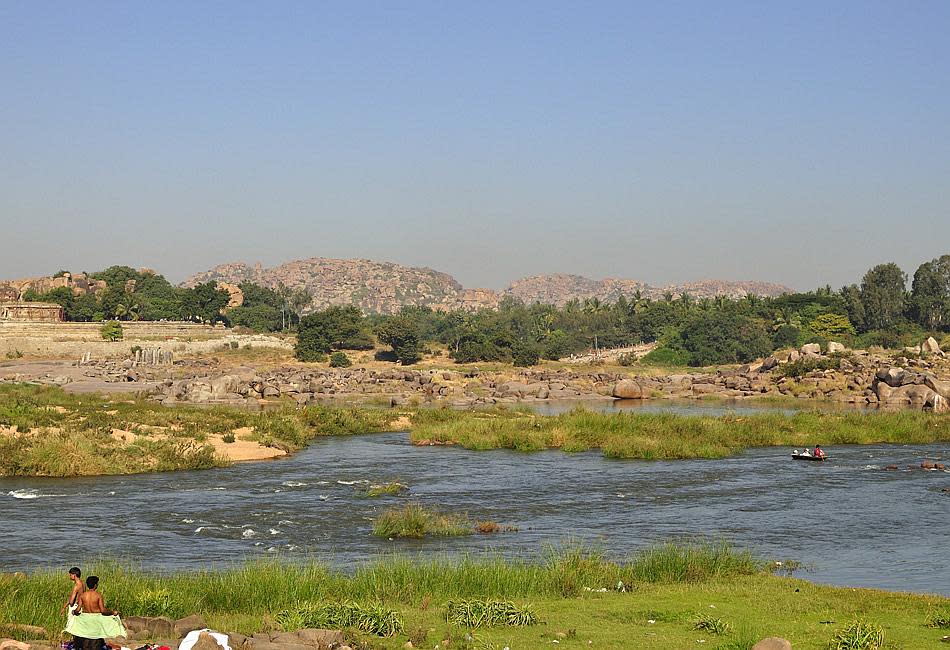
[65,612,127,639]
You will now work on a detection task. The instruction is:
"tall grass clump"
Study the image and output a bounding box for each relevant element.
[628,542,760,583]
[828,620,886,649]
[372,504,472,538]
[275,601,403,637]
[444,599,539,628]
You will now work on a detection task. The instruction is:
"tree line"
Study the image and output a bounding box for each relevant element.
[295,254,950,367]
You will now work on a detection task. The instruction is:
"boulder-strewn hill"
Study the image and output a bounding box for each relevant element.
[183,258,792,314]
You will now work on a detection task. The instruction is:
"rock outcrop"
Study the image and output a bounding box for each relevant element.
[183,258,793,314]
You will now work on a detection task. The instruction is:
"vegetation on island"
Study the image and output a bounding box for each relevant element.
[1,544,947,648]
[409,406,950,458]
[0,384,401,477]
[3,384,949,477]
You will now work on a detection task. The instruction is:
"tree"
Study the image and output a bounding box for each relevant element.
[839,284,866,332]
[860,263,907,331]
[297,306,373,350]
[180,282,230,323]
[511,340,540,367]
[376,316,422,365]
[99,321,123,341]
[807,313,855,340]
[910,255,950,331]
[679,311,772,366]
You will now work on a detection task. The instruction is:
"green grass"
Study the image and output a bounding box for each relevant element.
[0,545,947,649]
[828,620,886,649]
[361,481,409,498]
[409,406,950,459]
[444,599,539,628]
[0,383,403,477]
[372,504,474,538]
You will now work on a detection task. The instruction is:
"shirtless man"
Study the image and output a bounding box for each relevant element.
[76,576,120,617]
[61,567,85,615]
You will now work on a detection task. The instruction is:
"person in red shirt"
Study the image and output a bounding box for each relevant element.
[814,444,825,458]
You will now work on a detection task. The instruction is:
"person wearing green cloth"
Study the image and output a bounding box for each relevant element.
[65,576,127,650]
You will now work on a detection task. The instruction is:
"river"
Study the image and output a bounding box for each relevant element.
[2,422,948,595]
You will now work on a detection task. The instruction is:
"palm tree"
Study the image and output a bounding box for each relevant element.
[114,302,140,321]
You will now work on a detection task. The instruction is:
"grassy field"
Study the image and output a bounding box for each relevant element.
[1,544,947,649]
[0,384,402,477]
[409,406,950,459]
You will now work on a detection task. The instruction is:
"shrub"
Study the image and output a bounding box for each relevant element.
[828,620,885,649]
[511,341,540,367]
[229,340,239,349]
[927,609,950,629]
[692,615,730,635]
[680,311,772,366]
[375,316,422,365]
[222,433,236,443]
[444,599,539,628]
[275,601,403,637]
[329,351,352,368]
[99,321,123,341]
[772,324,800,349]
[640,346,693,366]
[778,356,840,378]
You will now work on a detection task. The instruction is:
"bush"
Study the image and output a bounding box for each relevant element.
[640,346,693,366]
[329,351,352,368]
[511,341,540,367]
[444,599,539,628]
[276,601,403,637]
[99,321,123,341]
[778,356,839,378]
[772,324,800,349]
[829,620,885,650]
[222,433,236,443]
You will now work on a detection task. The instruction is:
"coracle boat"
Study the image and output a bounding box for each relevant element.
[792,454,827,462]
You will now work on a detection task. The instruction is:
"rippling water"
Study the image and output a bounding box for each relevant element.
[1,432,947,595]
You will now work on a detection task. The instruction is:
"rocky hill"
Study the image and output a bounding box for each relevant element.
[183,258,792,314]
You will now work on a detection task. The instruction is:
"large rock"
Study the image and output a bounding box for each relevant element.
[691,383,720,395]
[124,616,175,638]
[760,356,780,371]
[925,376,950,399]
[878,383,935,407]
[922,336,944,356]
[612,379,643,399]
[752,639,792,650]
[174,614,207,637]
[800,343,821,356]
[0,641,32,650]
[876,367,906,388]
[926,393,949,413]
[296,630,345,647]
[827,341,845,354]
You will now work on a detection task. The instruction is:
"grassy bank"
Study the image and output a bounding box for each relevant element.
[0,384,401,477]
[1,545,947,649]
[3,383,950,476]
[410,406,950,459]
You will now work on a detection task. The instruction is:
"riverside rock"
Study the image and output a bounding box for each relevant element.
[827,341,845,354]
[752,639,792,650]
[800,343,821,356]
[922,336,944,356]
[612,379,643,399]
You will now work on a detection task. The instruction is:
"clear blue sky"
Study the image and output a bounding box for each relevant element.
[2,1,948,290]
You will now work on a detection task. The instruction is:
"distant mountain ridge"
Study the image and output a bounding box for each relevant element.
[183,257,792,314]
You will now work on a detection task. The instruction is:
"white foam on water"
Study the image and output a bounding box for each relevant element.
[194,526,216,533]
[7,489,66,499]
[269,528,281,535]
[182,518,195,524]
[282,481,307,487]
[278,519,294,526]
[316,480,330,485]
[319,495,330,500]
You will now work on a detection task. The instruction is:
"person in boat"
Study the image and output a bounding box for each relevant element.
[61,566,84,617]
[814,444,825,458]
[65,576,126,650]
[800,447,811,456]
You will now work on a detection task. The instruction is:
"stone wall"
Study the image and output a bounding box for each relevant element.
[0,321,291,357]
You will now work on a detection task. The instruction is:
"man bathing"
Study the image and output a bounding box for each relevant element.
[61,567,85,616]
[64,576,126,649]
[76,576,120,617]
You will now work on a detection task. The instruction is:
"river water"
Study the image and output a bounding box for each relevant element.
[3,420,948,595]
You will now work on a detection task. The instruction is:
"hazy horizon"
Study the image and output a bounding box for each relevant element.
[2,2,948,291]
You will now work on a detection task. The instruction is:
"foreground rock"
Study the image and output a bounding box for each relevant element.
[752,639,792,650]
